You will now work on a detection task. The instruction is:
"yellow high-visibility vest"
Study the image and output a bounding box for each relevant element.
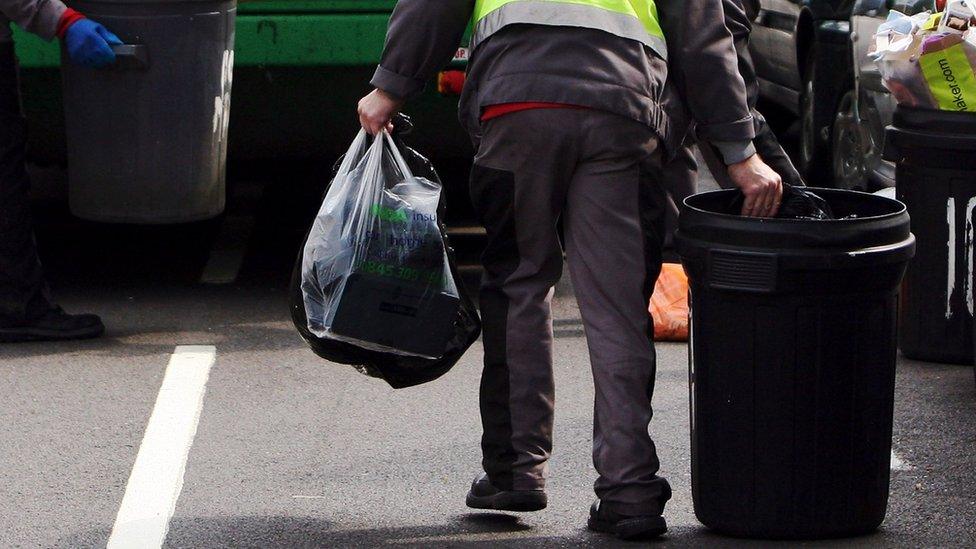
[472,0,668,59]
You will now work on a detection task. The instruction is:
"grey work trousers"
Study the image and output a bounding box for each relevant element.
[470,108,673,515]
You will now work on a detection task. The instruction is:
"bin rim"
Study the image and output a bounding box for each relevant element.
[681,187,907,225]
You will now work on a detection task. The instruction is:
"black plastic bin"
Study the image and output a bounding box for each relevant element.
[884,107,976,364]
[675,189,915,539]
[61,0,236,224]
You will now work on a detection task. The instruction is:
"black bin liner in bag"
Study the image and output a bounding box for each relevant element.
[727,183,836,220]
[289,121,481,389]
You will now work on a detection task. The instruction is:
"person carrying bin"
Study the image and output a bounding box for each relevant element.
[358,0,783,540]
[1,0,119,342]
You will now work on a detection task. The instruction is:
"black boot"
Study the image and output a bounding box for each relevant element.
[0,306,104,343]
[465,473,547,512]
[587,499,668,540]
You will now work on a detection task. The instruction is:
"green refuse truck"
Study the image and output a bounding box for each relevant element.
[15,0,472,219]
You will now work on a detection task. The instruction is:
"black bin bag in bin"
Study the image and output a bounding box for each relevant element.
[289,128,481,389]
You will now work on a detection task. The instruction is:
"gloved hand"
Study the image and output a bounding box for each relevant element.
[64,19,122,69]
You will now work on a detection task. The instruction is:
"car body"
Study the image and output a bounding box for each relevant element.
[751,0,941,190]
[750,0,872,188]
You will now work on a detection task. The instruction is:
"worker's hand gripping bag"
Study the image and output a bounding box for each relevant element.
[289,123,481,389]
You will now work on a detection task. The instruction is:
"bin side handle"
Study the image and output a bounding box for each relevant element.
[708,249,778,293]
[111,45,149,71]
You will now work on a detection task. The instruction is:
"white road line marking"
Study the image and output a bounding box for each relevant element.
[200,215,254,285]
[891,450,912,472]
[107,345,216,549]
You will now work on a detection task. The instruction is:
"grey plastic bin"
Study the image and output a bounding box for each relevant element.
[61,0,236,224]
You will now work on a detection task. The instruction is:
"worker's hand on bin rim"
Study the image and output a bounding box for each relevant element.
[358,88,405,135]
[727,154,784,218]
[64,19,122,69]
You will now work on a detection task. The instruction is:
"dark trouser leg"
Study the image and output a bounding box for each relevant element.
[470,110,576,491]
[564,113,672,515]
[0,41,53,326]
[656,143,698,248]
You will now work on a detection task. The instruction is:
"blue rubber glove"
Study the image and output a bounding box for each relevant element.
[64,19,123,69]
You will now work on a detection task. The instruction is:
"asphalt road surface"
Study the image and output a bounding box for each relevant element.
[3,155,975,548]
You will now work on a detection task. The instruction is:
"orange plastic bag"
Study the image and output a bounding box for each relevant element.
[649,263,689,342]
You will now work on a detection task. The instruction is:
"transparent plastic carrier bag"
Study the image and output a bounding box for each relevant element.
[290,122,480,388]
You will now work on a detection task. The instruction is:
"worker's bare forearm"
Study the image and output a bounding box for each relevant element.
[658,0,755,146]
[370,0,475,101]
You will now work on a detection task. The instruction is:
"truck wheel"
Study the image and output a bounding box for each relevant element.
[830,90,870,191]
[799,45,837,187]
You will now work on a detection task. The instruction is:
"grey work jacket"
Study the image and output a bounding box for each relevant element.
[371,0,757,162]
[1,0,67,43]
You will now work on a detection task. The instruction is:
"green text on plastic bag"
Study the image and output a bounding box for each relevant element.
[919,43,976,112]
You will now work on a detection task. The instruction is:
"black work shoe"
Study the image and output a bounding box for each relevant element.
[587,500,668,540]
[0,307,104,343]
[465,473,547,512]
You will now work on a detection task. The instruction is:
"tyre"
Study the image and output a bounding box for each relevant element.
[799,44,840,186]
[830,90,870,191]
